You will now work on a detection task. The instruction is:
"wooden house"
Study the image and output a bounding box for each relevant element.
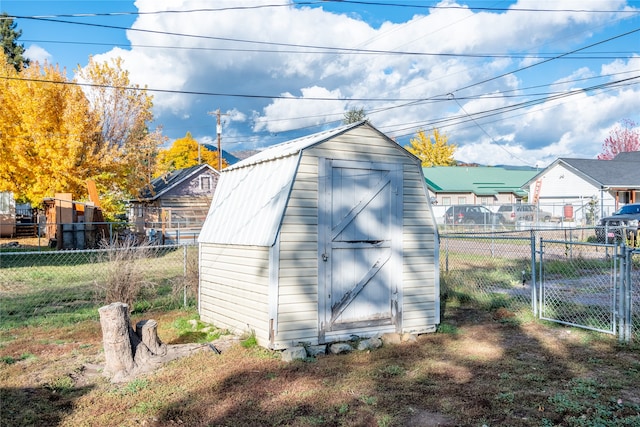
[198,121,440,350]
[130,164,219,243]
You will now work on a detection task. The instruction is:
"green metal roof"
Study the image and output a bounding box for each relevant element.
[422,166,538,197]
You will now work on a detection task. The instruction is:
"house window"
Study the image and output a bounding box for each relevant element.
[0,192,10,214]
[457,197,467,205]
[442,197,451,206]
[200,176,211,191]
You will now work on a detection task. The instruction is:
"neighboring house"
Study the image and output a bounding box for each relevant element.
[198,121,440,350]
[0,192,16,237]
[130,164,219,242]
[523,151,640,223]
[423,165,539,206]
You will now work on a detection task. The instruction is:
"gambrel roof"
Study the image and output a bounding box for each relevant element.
[199,121,416,246]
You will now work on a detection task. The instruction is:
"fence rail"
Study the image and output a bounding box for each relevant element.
[440,228,639,342]
[2,227,638,342]
[0,243,198,329]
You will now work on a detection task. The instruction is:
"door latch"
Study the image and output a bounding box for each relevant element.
[322,253,328,261]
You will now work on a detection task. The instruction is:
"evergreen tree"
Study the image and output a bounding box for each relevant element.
[343,107,367,124]
[1,13,30,71]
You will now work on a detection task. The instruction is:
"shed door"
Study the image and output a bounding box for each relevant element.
[319,159,402,340]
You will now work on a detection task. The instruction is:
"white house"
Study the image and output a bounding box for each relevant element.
[524,152,640,223]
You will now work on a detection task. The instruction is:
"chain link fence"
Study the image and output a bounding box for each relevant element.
[538,239,618,334]
[0,243,198,329]
[440,227,639,342]
[625,249,640,341]
[440,230,536,311]
[2,226,638,342]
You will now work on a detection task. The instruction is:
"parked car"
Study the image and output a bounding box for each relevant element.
[595,203,640,244]
[497,204,553,223]
[444,205,504,225]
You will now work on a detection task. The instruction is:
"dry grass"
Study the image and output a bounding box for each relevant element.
[1,304,639,427]
[94,239,155,310]
[0,236,50,250]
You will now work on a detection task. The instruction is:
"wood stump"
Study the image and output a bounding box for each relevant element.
[99,302,210,382]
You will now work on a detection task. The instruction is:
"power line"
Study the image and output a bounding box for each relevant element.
[451,26,640,96]
[4,2,638,18]
[17,38,640,60]
[322,1,640,14]
[11,14,640,58]
[4,3,639,154]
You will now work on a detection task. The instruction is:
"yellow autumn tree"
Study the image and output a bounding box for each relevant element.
[155,132,227,177]
[405,128,457,167]
[75,56,166,210]
[0,51,102,205]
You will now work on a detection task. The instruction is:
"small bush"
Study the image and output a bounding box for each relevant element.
[241,332,258,348]
[93,238,155,310]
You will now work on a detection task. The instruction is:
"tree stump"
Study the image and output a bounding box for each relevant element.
[99,302,136,382]
[99,302,211,382]
[136,319,167,357]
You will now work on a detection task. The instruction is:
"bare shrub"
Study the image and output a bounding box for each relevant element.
[94,238,155,310]
[172,246,199,303]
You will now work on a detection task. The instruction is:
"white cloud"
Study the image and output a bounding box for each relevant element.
[253,86,345,133]
[82,0,639,164]
[24,44,52,64]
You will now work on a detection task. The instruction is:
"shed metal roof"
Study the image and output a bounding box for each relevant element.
[199,121,368,246]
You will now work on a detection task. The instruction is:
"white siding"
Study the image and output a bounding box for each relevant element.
[273,155,320,348]
[536,164,601,199]
[271,126,440,347]
[401,164,439,333]
[307,127,409,162]
[199,243,272,347]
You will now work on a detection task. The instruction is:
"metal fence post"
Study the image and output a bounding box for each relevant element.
[619,246,632,343]
[530,230,537,316]
[445,235,449,273]
[538,237,545,319]
[183,244,188,308]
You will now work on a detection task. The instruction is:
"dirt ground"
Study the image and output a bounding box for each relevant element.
[0,236,49,250]
[1,303,639,426]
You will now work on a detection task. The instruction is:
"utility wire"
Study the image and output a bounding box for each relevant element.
[4,2,639,18]
[11,15,640,58]
[322,1,640,14]
[18,37,640,59]
[4,4,639,150]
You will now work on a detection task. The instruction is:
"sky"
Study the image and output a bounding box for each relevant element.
[2,0,640,167]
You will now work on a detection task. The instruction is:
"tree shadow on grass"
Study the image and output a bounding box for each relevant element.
[145,302,640,427]
[1,384,95,427]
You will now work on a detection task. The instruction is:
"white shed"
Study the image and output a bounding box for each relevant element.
[198,121,440,349]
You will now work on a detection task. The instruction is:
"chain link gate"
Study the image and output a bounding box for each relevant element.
[439,230,637,342]
[537,239,637,341]
[619,247,640,342]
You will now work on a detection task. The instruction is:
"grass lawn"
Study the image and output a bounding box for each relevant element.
[1,293,639,427]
